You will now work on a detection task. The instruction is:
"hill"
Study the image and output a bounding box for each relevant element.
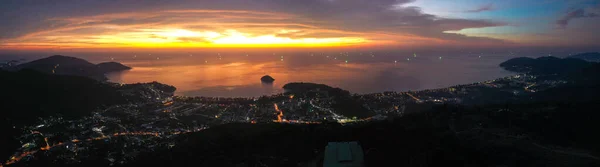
[96,62,132,73]
[283,82,373,118]
[568,52,600,62]
[122,102,600,167]
[532,63,600,102]
[0,60,20,68]
[0,69,175,124]
[499,56,592,75]
[0,69,128,159]
[0,70,128,123]
[283,82,350,96]
[12,55,130,80]
[0,70,175,160]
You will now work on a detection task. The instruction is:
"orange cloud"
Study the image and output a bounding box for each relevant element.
[0,2,509,51]
[1,10,383,50]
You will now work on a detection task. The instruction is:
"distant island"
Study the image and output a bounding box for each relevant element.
[9,55,131,81]
[96,62,132,73]
[568,52,600,62]
[260,75,275,83]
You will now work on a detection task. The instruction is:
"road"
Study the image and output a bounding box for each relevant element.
[405,92,422,102]
[309,100,345,120]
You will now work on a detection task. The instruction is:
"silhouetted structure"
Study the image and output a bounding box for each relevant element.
[323,142,364,167]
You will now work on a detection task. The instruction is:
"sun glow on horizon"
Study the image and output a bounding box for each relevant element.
[1,28,371,50]
[0,8,480,50]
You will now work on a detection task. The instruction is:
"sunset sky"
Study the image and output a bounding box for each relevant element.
[1,0,599,51]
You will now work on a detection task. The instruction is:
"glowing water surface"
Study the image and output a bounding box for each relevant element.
[100,52,514,97]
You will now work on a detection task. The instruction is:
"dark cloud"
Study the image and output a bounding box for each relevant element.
[464,3,494,13]
[556,7,599,28]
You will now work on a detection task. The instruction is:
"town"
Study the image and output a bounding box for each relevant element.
[2,71,570,166]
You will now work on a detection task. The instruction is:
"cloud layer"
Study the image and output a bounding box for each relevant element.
[2,0,597,49]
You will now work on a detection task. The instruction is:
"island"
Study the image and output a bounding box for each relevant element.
[10,55,131,81]
[97,62,132,73]
[260,75,275,83]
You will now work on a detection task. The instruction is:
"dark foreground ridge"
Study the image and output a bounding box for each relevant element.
[129,102,600,167]
[17,102,600,167]
[0,69,175,160]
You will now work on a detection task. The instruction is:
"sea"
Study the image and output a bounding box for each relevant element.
[2,51,518,97]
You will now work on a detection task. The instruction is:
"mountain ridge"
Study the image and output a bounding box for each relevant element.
[499,56,592,75]
[568,52,600,62]
[11,55,131,80]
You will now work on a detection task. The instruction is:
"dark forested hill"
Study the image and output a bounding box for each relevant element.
[0,69,128,160]
[122,102,600,167]
[0,70,127,124]
[283,82,373,118]
[532,63,600,102]
[568,52,600,62]
[0,69,175,160]
[500,56,592,75]
[11,55,130,80]
[96,62,132,73]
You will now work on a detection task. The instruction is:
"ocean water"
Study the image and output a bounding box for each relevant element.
[3,51,516,97]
